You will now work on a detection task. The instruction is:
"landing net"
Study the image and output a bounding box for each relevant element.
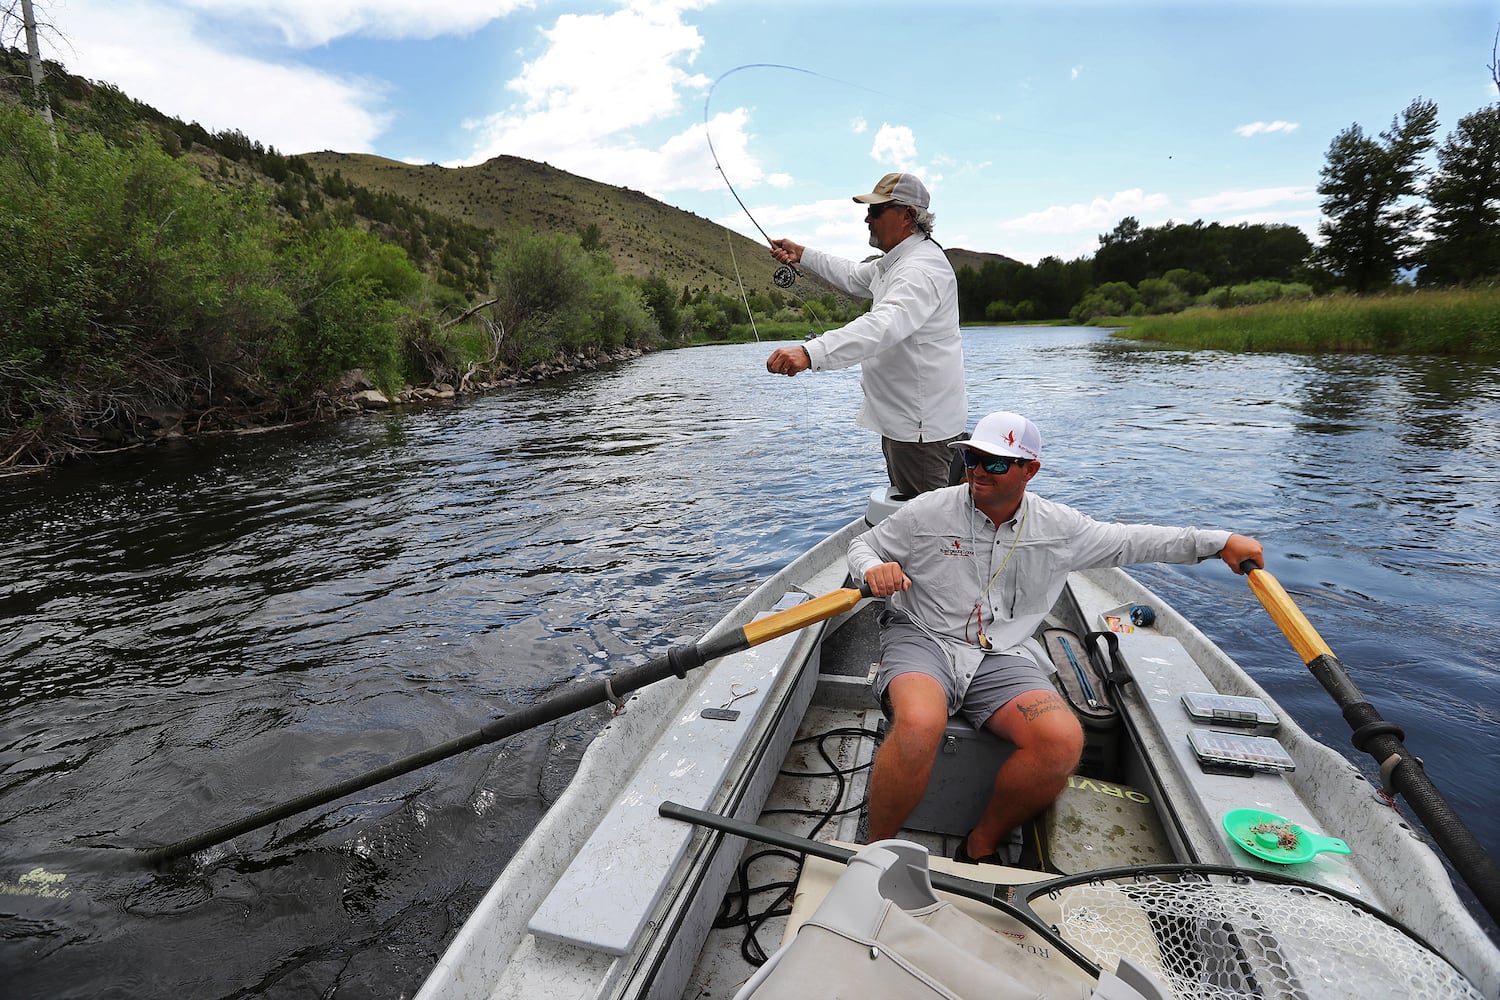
[1034,870,1482,999]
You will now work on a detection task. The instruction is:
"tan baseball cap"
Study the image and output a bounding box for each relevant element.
[852,172,930,210]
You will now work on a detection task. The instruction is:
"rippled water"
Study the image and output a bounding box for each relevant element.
[2,328,1497,997]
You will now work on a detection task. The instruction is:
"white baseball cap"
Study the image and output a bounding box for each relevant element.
[948,411,1042,461]
[852,172,930,211]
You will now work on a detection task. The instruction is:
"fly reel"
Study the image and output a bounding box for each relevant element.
[772,265,797,288]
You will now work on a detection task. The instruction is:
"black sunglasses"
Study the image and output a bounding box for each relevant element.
[961,450,1027,475]
[867,202,906,218]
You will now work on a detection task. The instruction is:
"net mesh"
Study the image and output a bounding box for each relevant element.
[1038,871,1482,1000]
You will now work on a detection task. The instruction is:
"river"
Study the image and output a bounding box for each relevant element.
[2,327,1496,997]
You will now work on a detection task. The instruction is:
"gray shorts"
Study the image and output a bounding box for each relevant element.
[874,617,1054,729]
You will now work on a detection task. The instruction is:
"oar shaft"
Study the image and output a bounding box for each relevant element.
[142,667,667,867]
[142,585,867,868]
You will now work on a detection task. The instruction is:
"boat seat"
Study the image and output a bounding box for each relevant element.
[899,634,1064,837]
[900,718,1015,836]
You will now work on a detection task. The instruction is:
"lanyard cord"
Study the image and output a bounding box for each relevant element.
[970,502,1028,644]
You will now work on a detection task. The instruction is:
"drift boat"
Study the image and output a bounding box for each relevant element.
[414,492,1500,1000]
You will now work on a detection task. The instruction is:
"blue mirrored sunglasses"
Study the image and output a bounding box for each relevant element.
[961,450,1026,475]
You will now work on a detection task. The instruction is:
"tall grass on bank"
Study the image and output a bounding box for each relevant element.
[1119,287,1500,356]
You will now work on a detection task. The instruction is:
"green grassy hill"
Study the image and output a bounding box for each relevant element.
[300,151,793,298]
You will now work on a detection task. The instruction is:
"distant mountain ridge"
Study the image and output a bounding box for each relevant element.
[299,151,1019,295]
[300,151,792,297]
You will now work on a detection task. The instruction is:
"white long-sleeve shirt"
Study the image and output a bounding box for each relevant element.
[799,235,966,443]
[848,485,1232,712]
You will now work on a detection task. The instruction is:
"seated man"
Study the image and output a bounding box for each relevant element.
[850,410,1264,863]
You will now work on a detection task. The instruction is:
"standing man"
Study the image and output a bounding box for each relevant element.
[850,410,1264,863]
[764,173,966,498]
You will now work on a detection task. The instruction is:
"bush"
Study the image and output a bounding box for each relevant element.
[270,227,422,394]
[1070,281,1139,323]
[1199,280,1315,309]
[488,229,663,368]
[0,103,295,450]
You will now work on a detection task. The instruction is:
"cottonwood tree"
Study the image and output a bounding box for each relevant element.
[1315,98,1439,292]
[1419,103,1500,286]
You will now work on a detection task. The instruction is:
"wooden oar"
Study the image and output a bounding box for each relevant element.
[1243,562,1500,925]
[140,583,870,868]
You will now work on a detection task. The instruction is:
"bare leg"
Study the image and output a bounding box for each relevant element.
[964,688,1083,859]
[865,673,949,841]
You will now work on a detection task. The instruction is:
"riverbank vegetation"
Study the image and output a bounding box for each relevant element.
[0,97,673,470]
[1107,286,1500,355]
[953,95,1500,339]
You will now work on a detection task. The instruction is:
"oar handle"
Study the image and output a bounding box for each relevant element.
[742,584,869,646]
[1241,561,1333,663]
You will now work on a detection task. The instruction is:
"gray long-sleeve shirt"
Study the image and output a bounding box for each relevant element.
[848,485,1231,711]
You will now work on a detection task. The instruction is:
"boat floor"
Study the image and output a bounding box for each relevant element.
[686,698,1057,999]
[686,702,914,998]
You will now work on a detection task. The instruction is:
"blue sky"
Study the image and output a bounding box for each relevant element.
[29,0,1500,266]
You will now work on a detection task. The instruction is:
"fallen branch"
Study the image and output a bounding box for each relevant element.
[440,297,499,330]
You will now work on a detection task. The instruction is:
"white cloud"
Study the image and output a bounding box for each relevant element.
[180,0,532,47]
[459,0,722,195]
[869,123,918,170]
[1071,65,1082,80]
[1187,186,1315,213]
[1234,120,1299,137]
[53,0,724,170]
[55,1,391,152]
[1001,189,1171,235]
[850,116,868,134]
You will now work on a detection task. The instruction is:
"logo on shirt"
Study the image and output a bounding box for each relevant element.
[940,539,973,558]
